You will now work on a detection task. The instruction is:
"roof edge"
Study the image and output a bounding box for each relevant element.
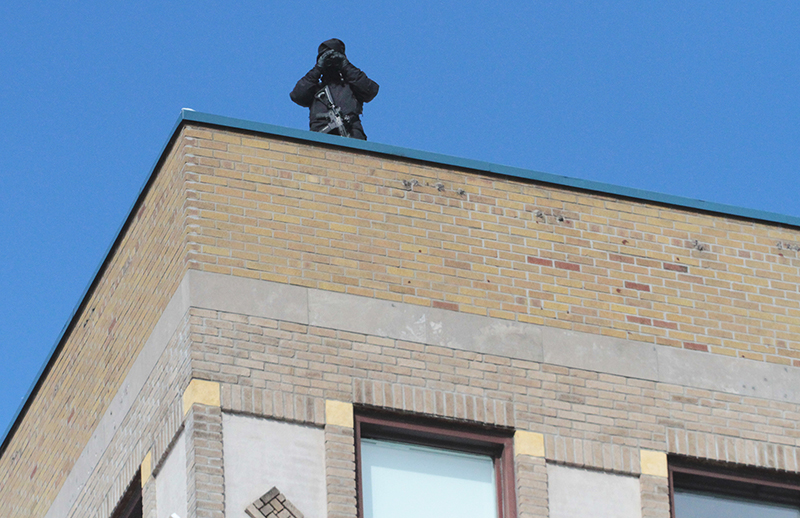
[182,109,800,229]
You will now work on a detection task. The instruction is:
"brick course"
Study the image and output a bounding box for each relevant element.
[514,455,548,518]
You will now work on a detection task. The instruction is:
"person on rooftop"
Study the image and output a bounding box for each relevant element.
[290,38,379,140]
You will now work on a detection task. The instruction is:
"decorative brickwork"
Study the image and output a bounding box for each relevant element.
[245,487,304,518]
[544,435,640,474]
[667,427,800,471]
[142,477,157,518]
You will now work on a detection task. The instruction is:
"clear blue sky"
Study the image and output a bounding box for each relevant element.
[1,1,799,440]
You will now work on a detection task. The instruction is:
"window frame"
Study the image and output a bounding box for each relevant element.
[354,411,516,518]
[669,457,800,518]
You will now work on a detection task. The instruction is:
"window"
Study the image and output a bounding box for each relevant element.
[110,471,142,518]
[670,458,800,518]
[355,412,515,518]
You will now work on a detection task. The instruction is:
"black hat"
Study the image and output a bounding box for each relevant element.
[318,38,346,57]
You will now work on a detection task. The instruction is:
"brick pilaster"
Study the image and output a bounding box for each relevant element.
[142,475,157,518]
[640,475,670,518]
[325,425,357,518]
[515,455,548,518]
[185,405,224,518]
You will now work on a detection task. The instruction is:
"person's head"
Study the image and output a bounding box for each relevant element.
[318,38,345,58]
[318,38,347,77]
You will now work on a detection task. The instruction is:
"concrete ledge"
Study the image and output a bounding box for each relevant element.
[542,329,658,380]
[187,269,308,324]
[309,291,426,343]
[185,271,800,406]
[657,347,800,402]
[309,289,543,362]
[428,309,543,362]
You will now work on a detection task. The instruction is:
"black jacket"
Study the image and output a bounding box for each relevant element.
[290,54,379,140]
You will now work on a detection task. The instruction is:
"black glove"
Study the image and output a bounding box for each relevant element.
[317,49,336,69]
[325,50,349,70]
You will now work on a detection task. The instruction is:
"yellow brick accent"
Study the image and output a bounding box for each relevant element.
[140,450,152,487]
[182,379,221,416]
[325,400,354,428]
[640,449,668,477]
[514,430,545,457]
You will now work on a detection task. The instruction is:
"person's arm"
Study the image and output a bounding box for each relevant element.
[290,66,322,107]
[341,62,379,103]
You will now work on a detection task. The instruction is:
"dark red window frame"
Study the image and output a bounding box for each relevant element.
[669,457,800,518]
[355,411,517,518]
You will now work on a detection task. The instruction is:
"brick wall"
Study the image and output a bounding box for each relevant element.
[200,308,800,468]
[184,127,800,365]
[0,129,192,517]
[197,307,800,517]
[67,311,191,518]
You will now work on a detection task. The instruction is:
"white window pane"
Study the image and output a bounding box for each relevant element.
[675,490,800,518]
[361,439,497,518]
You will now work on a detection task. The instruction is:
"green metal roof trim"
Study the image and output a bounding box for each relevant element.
[3,108,800,455]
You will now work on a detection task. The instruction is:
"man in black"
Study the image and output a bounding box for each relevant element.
[290,39,379,140]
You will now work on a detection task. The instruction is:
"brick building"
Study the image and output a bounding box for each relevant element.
[3,110,800,518]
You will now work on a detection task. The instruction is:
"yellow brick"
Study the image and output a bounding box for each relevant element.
[610,304,637,315]
[202,245,230,257]
[325,400,354,428]
[514,431,545,457]
[183,379,221,416]
[141,450,152,486]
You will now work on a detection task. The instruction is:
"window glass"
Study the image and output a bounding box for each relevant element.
[361,438,497,518]
[674,489,800,518]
